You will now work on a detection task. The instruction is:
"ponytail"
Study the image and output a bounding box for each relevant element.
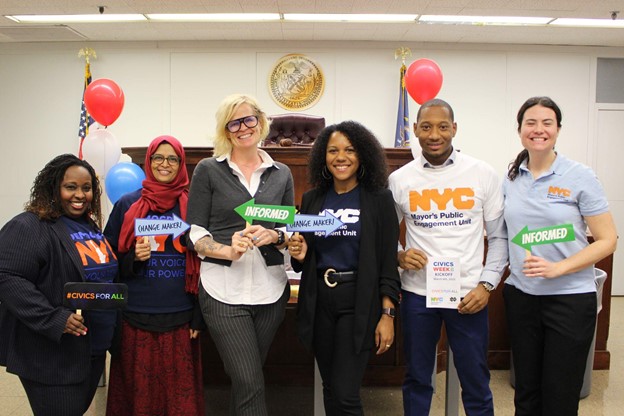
[507,149,528,181]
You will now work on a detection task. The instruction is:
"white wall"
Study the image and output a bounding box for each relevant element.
[1,40,622,291]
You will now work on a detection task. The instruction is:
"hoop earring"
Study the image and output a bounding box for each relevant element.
[322,166,332,180]
[357,165,365,179]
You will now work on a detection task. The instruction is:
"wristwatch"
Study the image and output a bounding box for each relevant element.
[480,281,495,292]
[381,307,396,318]
[273,229,285,245]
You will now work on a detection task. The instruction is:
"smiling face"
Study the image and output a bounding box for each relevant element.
[60,165,93,219]
[150,143,180,184]
[227,103,261,151]
[326,131,360,191]
[519,104,560,154]
[414,105,457,166]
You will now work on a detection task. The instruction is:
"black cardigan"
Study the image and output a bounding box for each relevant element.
[293,187,401,354]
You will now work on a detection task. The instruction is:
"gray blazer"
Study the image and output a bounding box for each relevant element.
[187,156,295,266]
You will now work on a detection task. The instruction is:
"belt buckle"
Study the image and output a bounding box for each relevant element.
[323,268,337,288]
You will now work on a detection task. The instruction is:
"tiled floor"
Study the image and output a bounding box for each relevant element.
[2,297,624,415]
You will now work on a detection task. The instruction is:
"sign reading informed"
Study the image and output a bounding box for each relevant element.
[234,199,296,225]
[511,223,575,251]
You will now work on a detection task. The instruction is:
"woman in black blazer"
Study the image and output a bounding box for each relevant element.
[0,154,118,416]
[289,121,401,416]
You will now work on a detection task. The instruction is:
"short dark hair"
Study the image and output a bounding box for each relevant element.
[25,154,103,227]
[416,98,455,123]
[308,121,388,192]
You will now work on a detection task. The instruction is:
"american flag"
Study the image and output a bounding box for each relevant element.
[78,62,94,159]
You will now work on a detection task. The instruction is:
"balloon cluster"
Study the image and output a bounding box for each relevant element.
[82,79,143,203]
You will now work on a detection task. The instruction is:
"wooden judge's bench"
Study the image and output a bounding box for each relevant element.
[124,146,614,386]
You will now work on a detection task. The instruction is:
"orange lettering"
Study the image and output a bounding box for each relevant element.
[172,236,186,253]
[548,186,571,197]
[75,240,112,265]
[409,188,475,211]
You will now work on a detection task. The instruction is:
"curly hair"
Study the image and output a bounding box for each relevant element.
[25,154,103,227]
[507,96,562,181]
[212,94,271,157]
[308,120,388,192]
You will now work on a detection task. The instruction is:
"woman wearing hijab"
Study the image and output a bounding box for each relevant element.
[104,135,204,416]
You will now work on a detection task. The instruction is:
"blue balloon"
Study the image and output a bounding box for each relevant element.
[105,162,145,204]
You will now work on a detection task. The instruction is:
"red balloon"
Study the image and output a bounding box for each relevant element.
[404,59,443,104]
[84,78,125,126]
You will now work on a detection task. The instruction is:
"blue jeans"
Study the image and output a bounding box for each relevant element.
[401,291,493,416]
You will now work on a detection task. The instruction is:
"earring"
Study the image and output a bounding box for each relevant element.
[357,165,365,179]
[322,166,332,180]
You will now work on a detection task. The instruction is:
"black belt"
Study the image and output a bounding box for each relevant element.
[321,268,357,287]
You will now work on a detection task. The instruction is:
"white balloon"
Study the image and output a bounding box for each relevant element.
[82,129,121,177]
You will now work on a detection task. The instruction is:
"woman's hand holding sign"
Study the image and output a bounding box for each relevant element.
[135,236,151,262]
[287,232,307,261]
[64,313,87,336]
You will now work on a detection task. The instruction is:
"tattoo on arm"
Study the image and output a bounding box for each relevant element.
[195,236,223,255]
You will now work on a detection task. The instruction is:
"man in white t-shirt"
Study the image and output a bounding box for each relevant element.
[388,99,508,416]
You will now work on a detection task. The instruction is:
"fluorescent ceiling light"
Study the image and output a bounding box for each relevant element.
[419,15,553,25]
[146,13,280,22]
[284,14,418,23]
[5,14,147,23]
[550,18,624,28]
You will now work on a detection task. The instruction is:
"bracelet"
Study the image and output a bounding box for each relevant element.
[273,229,285,245]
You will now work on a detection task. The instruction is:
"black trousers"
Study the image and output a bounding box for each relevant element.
[503,284,596,416]
[20,354,106,416]
[313,279,371,416]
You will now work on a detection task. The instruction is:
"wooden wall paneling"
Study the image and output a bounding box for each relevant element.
[123,146,613,386]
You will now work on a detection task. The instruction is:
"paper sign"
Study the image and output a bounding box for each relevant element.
[63,282,128,311]
[511,223,575,251]
[234,199,296,224]
[134,213,190,239]
[286,212,344,236]
[426,257,461,309]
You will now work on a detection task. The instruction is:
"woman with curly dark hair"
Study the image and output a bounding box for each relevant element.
[288,121,401,415]
[0,154,118,416]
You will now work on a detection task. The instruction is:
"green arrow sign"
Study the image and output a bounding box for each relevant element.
[234,198,296,224]
[511,224,575,251]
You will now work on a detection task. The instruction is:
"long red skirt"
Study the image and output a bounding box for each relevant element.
[106,321,204,416]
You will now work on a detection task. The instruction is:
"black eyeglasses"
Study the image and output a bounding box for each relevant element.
[151,154,181,165]
[226,115,259,133]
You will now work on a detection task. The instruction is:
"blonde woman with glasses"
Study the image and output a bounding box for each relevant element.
[187,94,294,415]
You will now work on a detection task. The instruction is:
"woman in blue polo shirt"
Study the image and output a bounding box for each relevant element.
[503,96,617,416]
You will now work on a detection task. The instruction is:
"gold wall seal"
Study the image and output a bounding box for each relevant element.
[268,54,325,111]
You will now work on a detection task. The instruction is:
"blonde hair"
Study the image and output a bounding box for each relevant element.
[213,94,271,157]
